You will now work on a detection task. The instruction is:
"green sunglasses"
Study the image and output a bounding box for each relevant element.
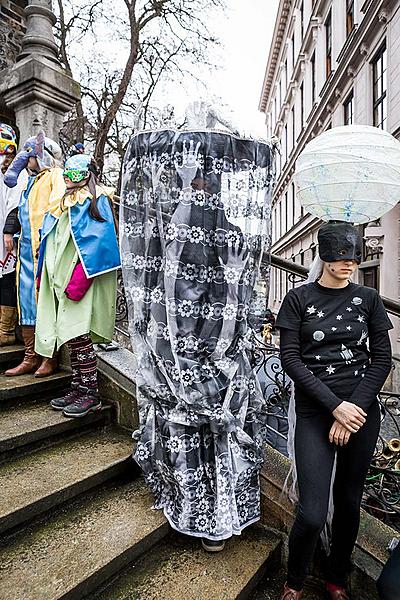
[63,168,89,183]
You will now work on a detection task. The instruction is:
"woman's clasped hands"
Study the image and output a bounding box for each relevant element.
[330,401,367,446]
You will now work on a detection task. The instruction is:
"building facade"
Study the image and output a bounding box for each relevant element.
[260,0,400,356]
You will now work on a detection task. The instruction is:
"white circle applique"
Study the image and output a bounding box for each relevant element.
[313,330,325,341]
[351,297,363,305]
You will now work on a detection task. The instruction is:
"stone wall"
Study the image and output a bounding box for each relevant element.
[0,1,27,125]
[0,1,27,71]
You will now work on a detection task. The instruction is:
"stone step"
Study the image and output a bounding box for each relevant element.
[0,427,133,535]
[0,479,168,600]
[0,401,112,457]
[0,344,24,366]
[93,525,281,600]
[0,370,71,407]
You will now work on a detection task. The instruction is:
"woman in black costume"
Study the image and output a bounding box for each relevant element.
[276,222,392,600]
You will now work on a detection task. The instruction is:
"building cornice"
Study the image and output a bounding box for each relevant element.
[259,1,294,113]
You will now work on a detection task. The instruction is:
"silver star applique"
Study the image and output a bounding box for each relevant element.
[326,365,335,375]
[346,307,353,312]
[336,315,343,320]
[307,305,317,315]
[357,315,365,322]
[315,355,321,361]
[346,326,352,331]
[317,311,325,318]
[331,327,337,331]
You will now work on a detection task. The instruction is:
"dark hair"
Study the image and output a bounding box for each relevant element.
[87,160,106,222]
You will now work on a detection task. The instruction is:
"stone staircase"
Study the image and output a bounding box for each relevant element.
[0,344,287,600]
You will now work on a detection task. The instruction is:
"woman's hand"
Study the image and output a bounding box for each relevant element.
[3,234,14,253]
[329,420,351,446]
[332,401,367,433]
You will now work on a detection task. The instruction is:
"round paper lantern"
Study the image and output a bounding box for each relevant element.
[293,125,400,224]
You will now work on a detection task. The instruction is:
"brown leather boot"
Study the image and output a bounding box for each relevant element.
[281,583,303,599]
[0,306,18,346]
[34,356,58,378]
[5,325,41,376]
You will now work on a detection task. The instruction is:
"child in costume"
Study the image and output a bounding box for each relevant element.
[35,154,120,418]
[276,222,392,600]
[4,130,65,377]
[0,124,28,347]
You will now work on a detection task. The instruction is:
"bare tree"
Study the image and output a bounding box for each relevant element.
[55,0,224,176]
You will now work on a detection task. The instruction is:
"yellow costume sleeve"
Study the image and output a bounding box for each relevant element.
[28,167,65,276]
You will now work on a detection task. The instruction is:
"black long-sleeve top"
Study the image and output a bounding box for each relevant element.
[3,208,20,235]
[276,281,393,415]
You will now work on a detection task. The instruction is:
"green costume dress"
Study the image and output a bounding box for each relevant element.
[35,209,117,358]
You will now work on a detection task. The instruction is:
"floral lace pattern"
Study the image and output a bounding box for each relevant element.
[121,130,273,540]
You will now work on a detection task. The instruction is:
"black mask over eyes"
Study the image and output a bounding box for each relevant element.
[318,221,363,264]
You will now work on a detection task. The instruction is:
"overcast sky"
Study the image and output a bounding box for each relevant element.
[165,0,280,135]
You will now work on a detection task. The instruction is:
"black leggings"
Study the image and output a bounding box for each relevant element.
[0,271,17,307]
[377,543,400,599]
[287,401,380,590]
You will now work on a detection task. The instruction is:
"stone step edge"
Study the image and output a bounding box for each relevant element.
[0,454,131,536]
[63,521,170,600]
[0,405,112,455]
[0,371,72,403]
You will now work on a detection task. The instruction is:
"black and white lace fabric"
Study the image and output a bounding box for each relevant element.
[120,129,274,540]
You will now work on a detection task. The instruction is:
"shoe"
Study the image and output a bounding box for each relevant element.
[5,325,41,376]
[35,356,58,378]
[50,383,81,411]
[0,306,17,346]
[281,583,303,599]
[62,386,102,418]
[201,538,225,552]
[326,583,349,599]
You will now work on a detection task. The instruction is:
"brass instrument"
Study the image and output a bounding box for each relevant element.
[262,323,273,345]
[376,438,400,469]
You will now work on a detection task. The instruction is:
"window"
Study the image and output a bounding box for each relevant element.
[311,52,316,104]
[344,91,354,125]
[300,1,304,40]
[373,42,387,130]
[325,10,332,79]
[300,82,304,130]
[285,124,288,163]
[292,182,296,224]
[291,107,295,149]
[284,190,288,233]
[278,200,282,238]
[291,33,295,72]
[363,266,379,291]
[284,59,288,92]
[346,0,355,36]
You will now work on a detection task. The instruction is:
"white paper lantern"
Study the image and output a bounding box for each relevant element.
[293,125,400,224]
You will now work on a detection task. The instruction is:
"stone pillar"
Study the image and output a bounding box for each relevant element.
[0,0,80,144]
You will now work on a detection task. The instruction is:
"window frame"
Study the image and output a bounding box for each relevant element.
[346,0,355,36]
[325,9,332,79]
[344,90,354,125]
[372,41,387,130]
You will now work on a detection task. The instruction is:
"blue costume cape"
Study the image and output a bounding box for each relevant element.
[37,194,121,280]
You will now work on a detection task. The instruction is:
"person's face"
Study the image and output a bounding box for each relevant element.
[323,259,358,280]
[27,156,40,172]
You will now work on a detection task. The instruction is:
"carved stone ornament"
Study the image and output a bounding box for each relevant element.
[364,227,384,254]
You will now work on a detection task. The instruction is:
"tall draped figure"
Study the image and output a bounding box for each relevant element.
[120,129,274,541]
